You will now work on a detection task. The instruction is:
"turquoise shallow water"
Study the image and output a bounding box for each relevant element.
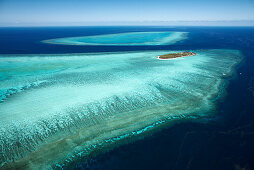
[42,32,187,46]
[0,49,241,169]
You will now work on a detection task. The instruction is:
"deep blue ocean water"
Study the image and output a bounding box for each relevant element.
[0,26,254,170]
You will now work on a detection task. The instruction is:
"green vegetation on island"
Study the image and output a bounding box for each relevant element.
[158,52,196,59]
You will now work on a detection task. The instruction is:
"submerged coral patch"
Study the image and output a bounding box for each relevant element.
[42,32,188,46]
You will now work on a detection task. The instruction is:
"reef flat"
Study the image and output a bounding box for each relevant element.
[0,49,241,169]
[42,32,188,46]
[158,52,196,60]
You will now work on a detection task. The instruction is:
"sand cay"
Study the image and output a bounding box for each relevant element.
[158,52,196,60]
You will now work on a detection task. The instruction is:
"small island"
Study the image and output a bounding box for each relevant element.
[158,52,196,60]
